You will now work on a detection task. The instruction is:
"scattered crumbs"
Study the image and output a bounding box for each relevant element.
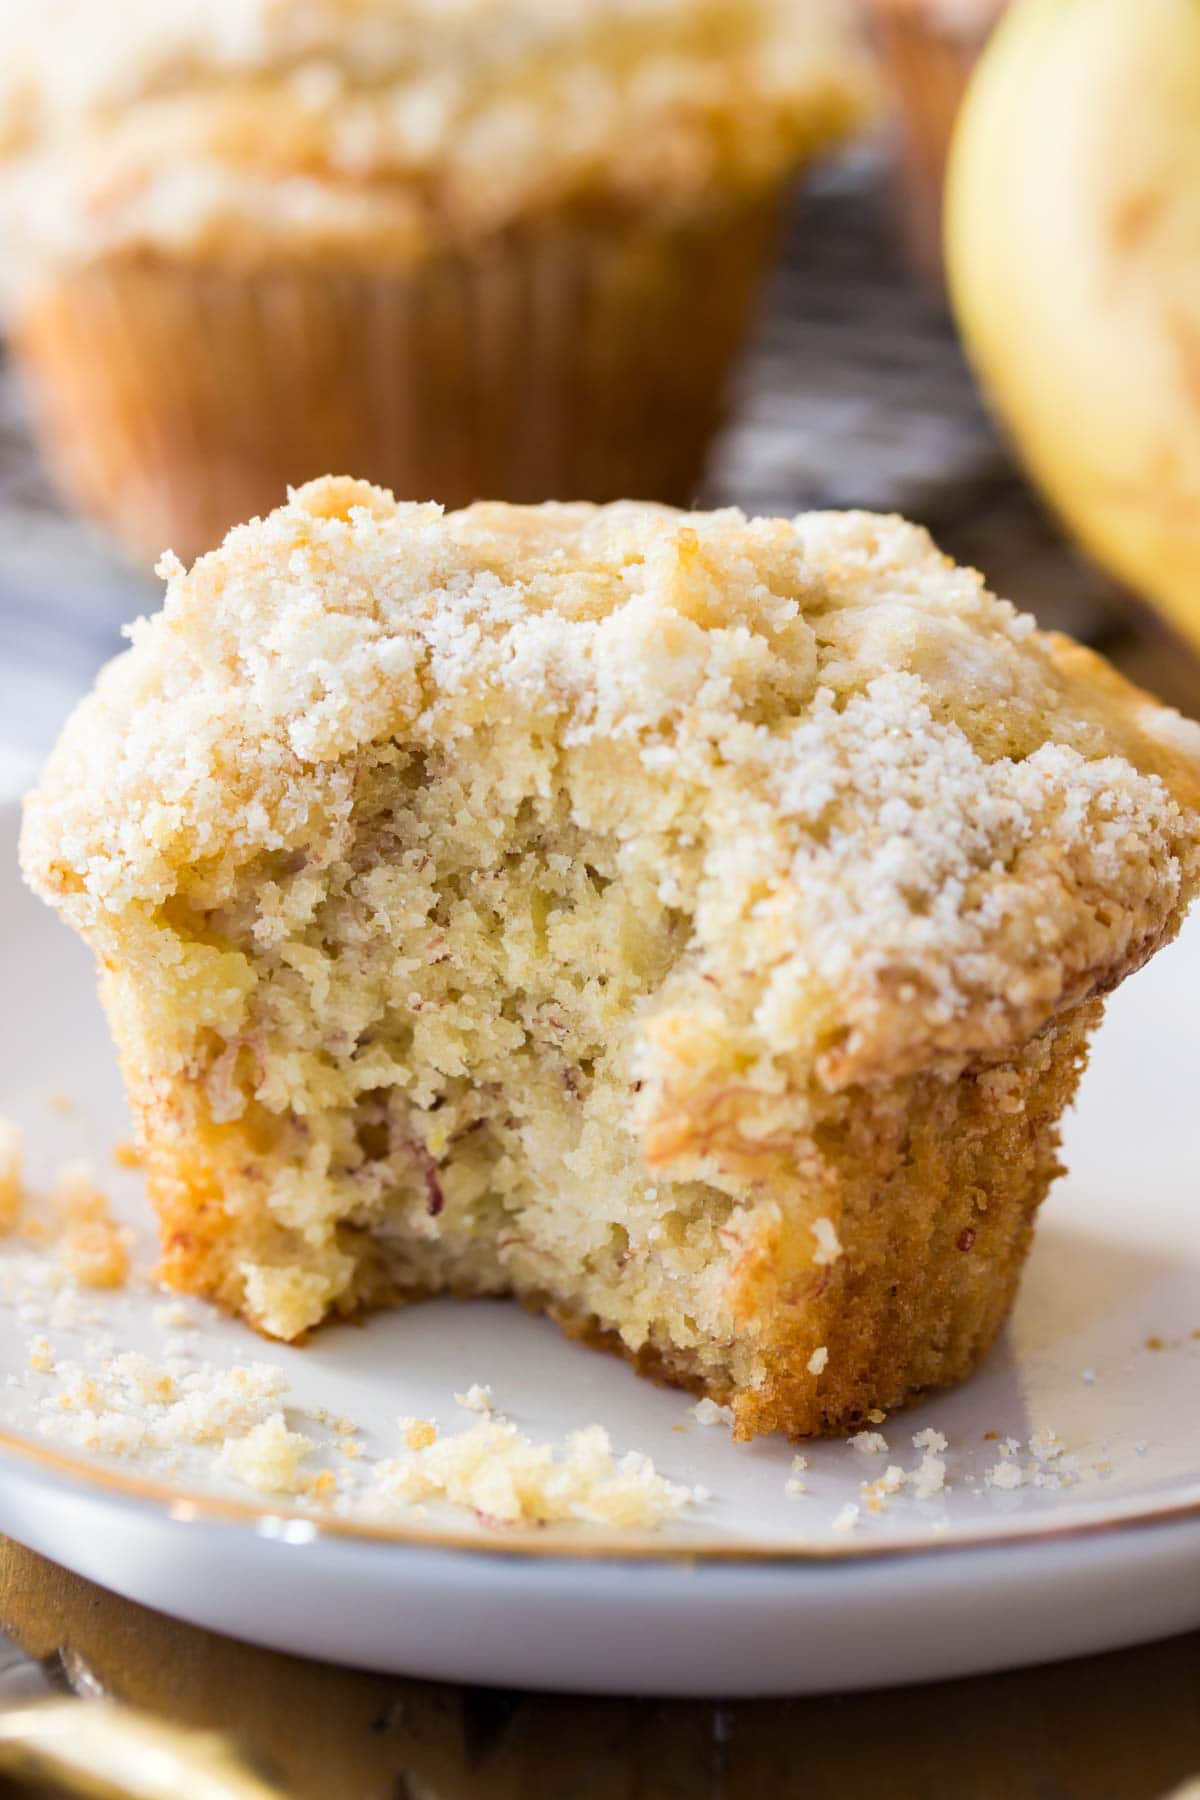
[153,1301,191,1330]
[218,1413,314,1497]
[911,1448,946,1500]
[0,1265,718,1534]
[0,1158,1131,1541]
[861,1464,907,1512]
[53,1162,131,1290]
[401,1417,438,1452]
[983,1426,1079,1493]
[1081,1368,1096,1385]
[810,1216,843,1267]
[111,1140,142,1171]
[912,1428,948,1455]
[360,1418,698,1530]
[159,1363,290,1443]
[0,1119,23,1231]
[690,1397,734,1427]
[38,1356,288,1456]
[849,1430,888,1456]
[1145,1336,1165,1351]
[109,1352,178,1406]
[46,1092,74,1118]
[306,1409,358,1437]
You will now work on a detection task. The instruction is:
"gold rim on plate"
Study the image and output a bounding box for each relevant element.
[0,1414,1196,1565]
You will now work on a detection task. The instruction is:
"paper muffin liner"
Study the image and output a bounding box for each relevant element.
[9,196,782,566]
[861,1,1007,283]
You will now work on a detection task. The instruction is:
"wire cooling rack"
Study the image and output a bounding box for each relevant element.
[0,154,1132,757]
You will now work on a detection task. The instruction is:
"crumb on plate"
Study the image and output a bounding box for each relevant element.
[364,1416,699,1530]
[219,1412,315,1496]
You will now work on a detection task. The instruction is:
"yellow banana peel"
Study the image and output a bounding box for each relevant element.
[946,0,1200,652]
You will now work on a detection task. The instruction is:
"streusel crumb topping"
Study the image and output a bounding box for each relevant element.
[24,479,1200,1096]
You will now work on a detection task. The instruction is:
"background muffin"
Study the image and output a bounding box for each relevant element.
[0,0,870,565]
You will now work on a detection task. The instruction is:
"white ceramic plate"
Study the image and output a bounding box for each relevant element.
[0,796,1197,1696]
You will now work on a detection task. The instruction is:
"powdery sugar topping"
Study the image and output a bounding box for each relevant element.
[23,481,1200,1107]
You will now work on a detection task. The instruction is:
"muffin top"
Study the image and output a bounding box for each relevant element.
[23,477,1200,1099]
[0,0,869,283]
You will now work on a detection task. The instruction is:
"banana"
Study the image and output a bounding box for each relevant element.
[945,0,1200,651]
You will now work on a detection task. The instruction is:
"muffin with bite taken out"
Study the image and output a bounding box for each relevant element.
[21,478,1200,1436]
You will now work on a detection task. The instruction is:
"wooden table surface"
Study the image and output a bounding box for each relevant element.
[0,1538,1195,1800]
